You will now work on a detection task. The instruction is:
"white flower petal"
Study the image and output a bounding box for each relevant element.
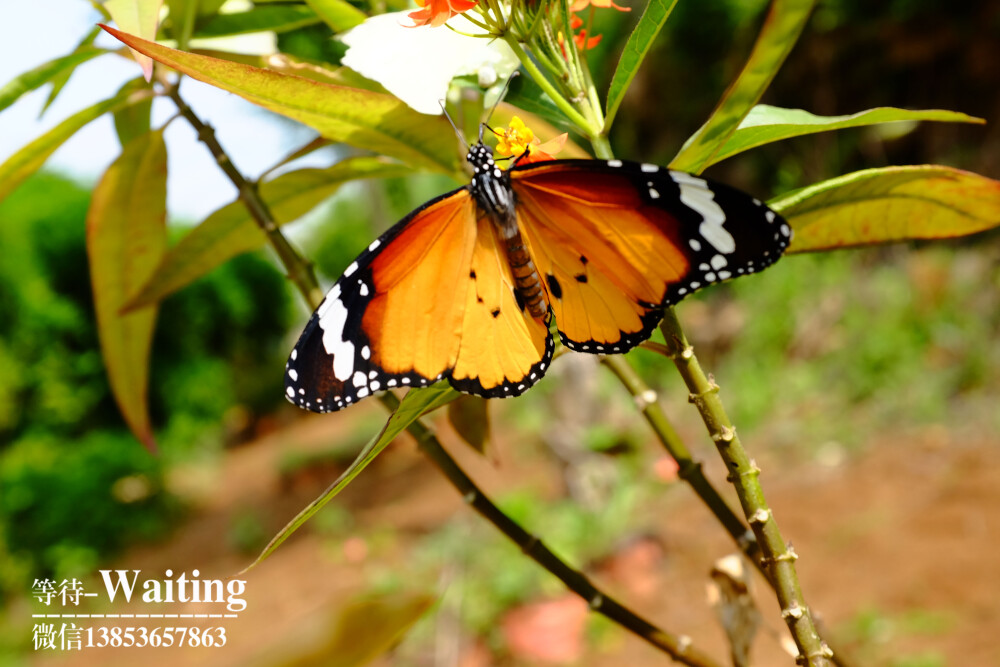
[341,13,519,115]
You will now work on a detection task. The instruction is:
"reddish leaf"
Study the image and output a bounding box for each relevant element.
[87,131,168,451]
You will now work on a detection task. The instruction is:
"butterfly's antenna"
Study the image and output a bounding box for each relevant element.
[439,100,468,147]
[480,70,521,142]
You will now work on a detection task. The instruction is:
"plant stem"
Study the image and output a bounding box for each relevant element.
[165,84,325,308]
[601,356,762,563]
[170,83,722,666]
[501,34,597,136]
[659,308,833,667]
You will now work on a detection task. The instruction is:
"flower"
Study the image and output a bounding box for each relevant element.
[493,116,568,164]
[570,0,630,11]
[341,12,518,115]
[570,15,601,50]
[408,0,479,27]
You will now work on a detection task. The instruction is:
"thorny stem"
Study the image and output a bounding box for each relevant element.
[171,82,721,666]
[659,308,833,667]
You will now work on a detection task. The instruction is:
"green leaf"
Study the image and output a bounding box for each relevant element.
[87,130,168,451]
[303,0,367,33]
[605,0,679,131]
[707,105,985,166]
[772,165,1000,253]
[194,5,322,38]
[102,24,462,175]
[243,382,457,571]
[41,27,104,115]
[506,73,571,132]
[106,0,164,80]
[113,77,154,147]
[125,157,412,309]
[0,48,105,114]
[670,0,816,174]
[0,82,153,206]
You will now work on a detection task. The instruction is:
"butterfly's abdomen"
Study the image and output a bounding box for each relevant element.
[503,230,548,320]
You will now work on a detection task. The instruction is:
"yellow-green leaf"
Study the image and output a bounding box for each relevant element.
[194,4,322,38]
[106,0,164,80]
[772,165,1000,253]
[304,0,367,33]
[113,77,154,147]
[0,82,153,206]
[126,157,411,310]
[316,593,435,667]
[101,24,462,175]
[707,105,985,167]
[0,47,104,114]
[87,130,168,451]
[244,382,457,571]
[447,394,491,457]
[670,0,816,174]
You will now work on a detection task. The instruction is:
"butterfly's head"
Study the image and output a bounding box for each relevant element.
[466,142,503,181]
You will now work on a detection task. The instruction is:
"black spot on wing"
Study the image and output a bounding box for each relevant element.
[545,273,563,299]
[574,273,587,283]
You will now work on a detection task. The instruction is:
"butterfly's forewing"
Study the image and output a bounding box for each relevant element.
[286,188,476,412]
[511,160,791,353]
[450,214,553,398]
[286,188,554,413]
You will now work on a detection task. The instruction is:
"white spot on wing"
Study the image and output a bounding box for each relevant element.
[318,295,356,381]
[290,349,298,361]
[689,238,702,252]
[670,171,735,254]
[710,254,727,270]
[286,386,295,398]
[352,371,367,388]
[359,282,370,297]
[361,345,370,360]
[607,159,622,167]
[369,239,381,251]
[288,369,299,382]
[344,261,359,277]
[640,163,658,173]
[648,188,660,199]
[765,210,776,223]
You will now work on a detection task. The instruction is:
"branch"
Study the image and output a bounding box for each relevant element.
[659,307,833,667]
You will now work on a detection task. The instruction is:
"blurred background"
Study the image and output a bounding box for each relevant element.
[1,1,998,665]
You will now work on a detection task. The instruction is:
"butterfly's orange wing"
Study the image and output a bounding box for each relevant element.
[285,189,551,413]
[512,160,790,353]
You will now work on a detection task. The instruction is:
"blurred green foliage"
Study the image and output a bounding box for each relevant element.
[0,172,294,599]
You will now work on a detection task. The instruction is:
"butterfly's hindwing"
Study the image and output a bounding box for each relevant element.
[510,159,790,354]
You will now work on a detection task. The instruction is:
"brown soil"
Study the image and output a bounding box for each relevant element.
[31,405,1000,667]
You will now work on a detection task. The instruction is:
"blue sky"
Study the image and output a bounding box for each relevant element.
[1,0,320,221]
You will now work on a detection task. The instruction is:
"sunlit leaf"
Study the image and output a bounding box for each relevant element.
[87,130,168,451]
[316,593,436,667]
[0,48,105,114]
[125,157,412,309]
[707,105,985,166]
[605,0,678,131]
[166,0,227,47]
[113,77,154,147]
[106,0,164,80]
[244,382,456,571]
[0,82,153,206]
[670,0,816,174]
[42,27,104,114]
[447,395,491,457]
[772,165,1000,253]
[194,4,322,38]
[101,25,462,175]
[259,136,332,180]
[303,0,367,32]
[506,73,569,131]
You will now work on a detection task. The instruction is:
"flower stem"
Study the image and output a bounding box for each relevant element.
[501,34,597,136]
[659,308,833,666]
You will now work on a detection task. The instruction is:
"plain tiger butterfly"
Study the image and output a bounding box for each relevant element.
[285,139,791,413]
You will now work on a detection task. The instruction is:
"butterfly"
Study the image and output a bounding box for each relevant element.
[285,140,791,413]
